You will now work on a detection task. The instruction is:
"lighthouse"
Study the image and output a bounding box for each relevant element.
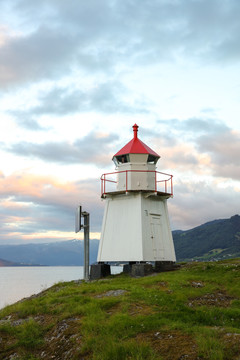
[91,124,176,278]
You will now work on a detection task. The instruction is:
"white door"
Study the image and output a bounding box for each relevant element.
[150,214,164,259]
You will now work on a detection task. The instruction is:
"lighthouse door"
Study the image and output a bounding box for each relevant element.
[150,214,164,259]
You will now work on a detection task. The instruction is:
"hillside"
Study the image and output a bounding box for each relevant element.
[0,258,42,267]
[173,214,240,261]
[0,258,23,267]
[0,259,240,359]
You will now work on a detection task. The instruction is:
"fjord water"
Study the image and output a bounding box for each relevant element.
[0,266,122,309]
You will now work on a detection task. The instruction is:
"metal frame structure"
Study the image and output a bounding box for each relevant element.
[75,206,90,281]
[101,170,173,197]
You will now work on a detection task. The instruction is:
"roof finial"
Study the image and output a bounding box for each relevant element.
[132,124,139,139]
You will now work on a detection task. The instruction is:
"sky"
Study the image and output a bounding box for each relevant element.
[0,0,239,245]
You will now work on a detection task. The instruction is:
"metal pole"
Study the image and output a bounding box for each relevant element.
[83,212,90,281]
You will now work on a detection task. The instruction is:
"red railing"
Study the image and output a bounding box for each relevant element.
[101,170,173,197]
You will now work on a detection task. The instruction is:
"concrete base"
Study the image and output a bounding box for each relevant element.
[90,263,111,280]
[123,262,136,274]
[155,261,180,272]
[130,263,153,277]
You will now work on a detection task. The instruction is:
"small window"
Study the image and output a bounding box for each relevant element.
[116,154,129,164]
[147,154,158,164]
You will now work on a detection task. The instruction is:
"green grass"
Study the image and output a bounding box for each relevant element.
[1,259,240,359]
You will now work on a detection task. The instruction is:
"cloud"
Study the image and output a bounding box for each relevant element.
[0,0,239,245]
[0,166,238,245]
[152,118,240,181]
[5,131,119,165]
[196,129,240,180]
[180,118,228,134]
[157,118,229,137]
[0,26,78,87]
[0,171,104,244]
[9,81,147,123]
[0,162,240,243]
[197,129,240,165]
[0,25,9,46]
[169,180,240,230]
[2,0,240,88]
[15,117,46,131]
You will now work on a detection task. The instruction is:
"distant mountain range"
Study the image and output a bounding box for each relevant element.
[0,239,99,266]
[0,258,26,267]
[0,215,239,266]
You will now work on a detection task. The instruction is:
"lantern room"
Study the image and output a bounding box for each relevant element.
[101,124,173,197]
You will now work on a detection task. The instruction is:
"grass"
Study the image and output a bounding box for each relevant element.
[1,259,240,359]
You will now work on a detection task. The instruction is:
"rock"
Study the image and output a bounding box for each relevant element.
[95,289,127,298]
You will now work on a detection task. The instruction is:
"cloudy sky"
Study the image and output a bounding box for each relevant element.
[0,0,239,245]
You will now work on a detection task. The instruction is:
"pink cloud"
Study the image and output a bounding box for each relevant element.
[0,170,104,244]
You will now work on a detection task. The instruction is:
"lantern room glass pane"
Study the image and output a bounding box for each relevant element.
[147,154,158,164]
[115,154,130,164]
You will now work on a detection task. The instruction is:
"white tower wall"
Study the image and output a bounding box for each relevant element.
[97,192,176,262]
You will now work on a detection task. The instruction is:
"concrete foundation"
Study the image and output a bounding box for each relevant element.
[155,261,180,272]
[130,263,154,277]
[90,263,111,280]
[123,262,136,274]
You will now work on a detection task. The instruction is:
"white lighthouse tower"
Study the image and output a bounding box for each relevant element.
[91,124,176,278]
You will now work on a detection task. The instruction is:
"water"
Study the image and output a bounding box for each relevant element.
[0,266,122,310]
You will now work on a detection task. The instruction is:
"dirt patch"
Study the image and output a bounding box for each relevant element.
[136,330,199,360]
[105,301,155,317]
[0,332,17,360]
[188,291,235,308]
[105,302,122,316]
[144,281,168,290]
[40,317,84,360]
[221,332,240,359]
[0,315,86,360]
[128,302,155,316]
[154,281,168,289]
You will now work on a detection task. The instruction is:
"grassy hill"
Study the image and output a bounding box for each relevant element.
[173,214,240,261]
[1,259,240,359]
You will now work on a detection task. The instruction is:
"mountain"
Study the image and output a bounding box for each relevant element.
[173,214,240,261]
[0,239,99,266]
[0,258,28,267]
[0,215,239,265]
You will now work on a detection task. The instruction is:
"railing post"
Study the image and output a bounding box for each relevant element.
[126,170,128,192]
[155,171,157,192]
[171,176,173,195]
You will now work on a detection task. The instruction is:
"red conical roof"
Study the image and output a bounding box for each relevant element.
[113,124,160,158]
